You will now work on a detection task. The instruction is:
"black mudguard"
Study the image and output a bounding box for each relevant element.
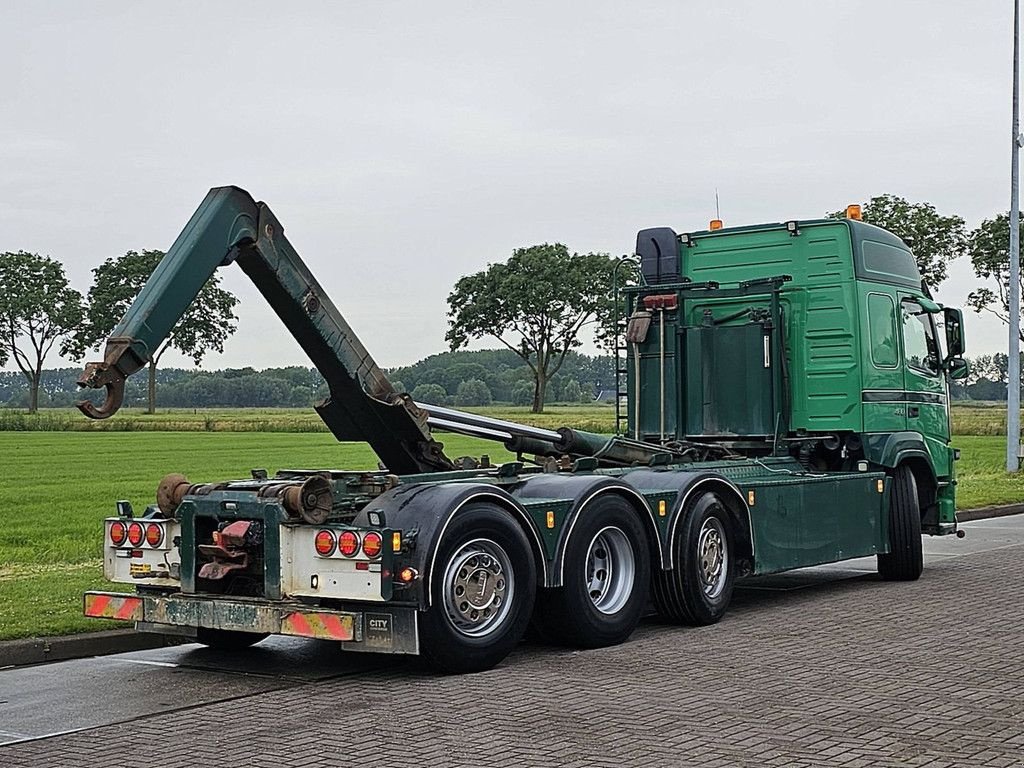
[510,474,659,587]
[353,482,546,609]
[620,468,753,570]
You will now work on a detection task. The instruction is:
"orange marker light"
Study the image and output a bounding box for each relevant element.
[392,531,402,552]
[546,511,555,529]
[709,219,723,231]
[846,204,862,221]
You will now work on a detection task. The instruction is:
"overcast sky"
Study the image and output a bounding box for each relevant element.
[0,1,1016,373]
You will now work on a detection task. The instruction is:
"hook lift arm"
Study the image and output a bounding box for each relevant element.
[77,186,455,474]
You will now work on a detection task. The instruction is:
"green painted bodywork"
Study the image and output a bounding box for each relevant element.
[626,218,959,535]
[90,190,964,626]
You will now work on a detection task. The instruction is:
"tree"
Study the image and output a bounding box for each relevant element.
[72,250,239,413]
[446,244,618,413]
[827,195,967,286]
[0,251,84,412]
[411,383,448,405]
[966,213,1024,340]
[510,381,534,406]
[562,379,582,403]
[454,378,493,407]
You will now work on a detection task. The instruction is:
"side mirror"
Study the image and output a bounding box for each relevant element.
[945,357,969,381]
[943,307,965,359]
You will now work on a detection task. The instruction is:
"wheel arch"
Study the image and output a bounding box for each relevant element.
[511,474,661,588]
[620,469,754,573]
[356,482,548,609]
[666,476,754,572]
[863,432,938,519]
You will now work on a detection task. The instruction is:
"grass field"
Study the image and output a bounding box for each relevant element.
[0,404,617,434]
[0,402,1018,436]
[0,431,514,641]
[0,404,1021,641]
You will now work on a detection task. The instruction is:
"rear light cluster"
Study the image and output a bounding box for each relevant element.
[109,520,165,549]
[314,529,385,559]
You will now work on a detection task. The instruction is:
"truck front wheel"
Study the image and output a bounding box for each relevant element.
[419,503,536,673]
[877,465,923,581]
[653,490,735,626]
[532,497,651,648]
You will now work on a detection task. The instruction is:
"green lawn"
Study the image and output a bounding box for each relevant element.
[0,403,619,434]
[951,435,1024,508]
[0,431,513,640]
[0,419,1019,641]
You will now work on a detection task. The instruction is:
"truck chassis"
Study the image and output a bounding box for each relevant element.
[78,187,963,672]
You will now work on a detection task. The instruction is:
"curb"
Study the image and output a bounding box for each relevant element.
[956,503,1024,523]
[0,629,186,669]
[1,505,1020,670]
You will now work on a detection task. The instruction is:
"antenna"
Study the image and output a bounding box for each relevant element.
[715,188,721,220]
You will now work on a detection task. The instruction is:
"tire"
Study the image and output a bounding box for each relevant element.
[533,496,651,648]
[653,490,735,626]
[877,465,923,581]
[419,503,536,673]
[194,628,268,650]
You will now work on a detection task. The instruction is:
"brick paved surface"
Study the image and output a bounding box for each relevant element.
[3,543,1023,767]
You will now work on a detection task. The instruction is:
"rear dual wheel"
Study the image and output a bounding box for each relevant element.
[533,497,651,648]
[419,503,536,674]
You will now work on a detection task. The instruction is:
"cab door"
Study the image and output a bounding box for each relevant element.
[861,290,905,431]
[899,296,949,444]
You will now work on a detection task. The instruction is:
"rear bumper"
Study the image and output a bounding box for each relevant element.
[84,591,418,655]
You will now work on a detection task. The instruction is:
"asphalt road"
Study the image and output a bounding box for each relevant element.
[1,515,1022,767]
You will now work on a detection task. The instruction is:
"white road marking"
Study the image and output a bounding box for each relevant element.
[112,658,179,668]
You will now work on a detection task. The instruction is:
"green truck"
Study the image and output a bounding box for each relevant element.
[80,189,968,673]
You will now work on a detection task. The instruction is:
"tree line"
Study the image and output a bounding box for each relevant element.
[2,192,1022,414]
[0,350,616,410]
[3,347,1017,409]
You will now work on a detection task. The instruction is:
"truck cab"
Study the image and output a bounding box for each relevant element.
[629,210,966,536]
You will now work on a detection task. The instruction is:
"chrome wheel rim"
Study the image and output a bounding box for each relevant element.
[697,516,728,599]
[441,538,514,638]
[584,525,636,615]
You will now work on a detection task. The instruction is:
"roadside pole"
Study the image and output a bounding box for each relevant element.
[1008,0,1021,472]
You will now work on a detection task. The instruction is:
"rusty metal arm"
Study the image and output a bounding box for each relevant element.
[77,186,260,418]
[77,185,454,474]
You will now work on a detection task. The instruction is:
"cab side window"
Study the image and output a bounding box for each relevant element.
[901,299,940,376]
[867,294,899,368]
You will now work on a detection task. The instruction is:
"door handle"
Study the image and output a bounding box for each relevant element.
[908,406,920,418]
